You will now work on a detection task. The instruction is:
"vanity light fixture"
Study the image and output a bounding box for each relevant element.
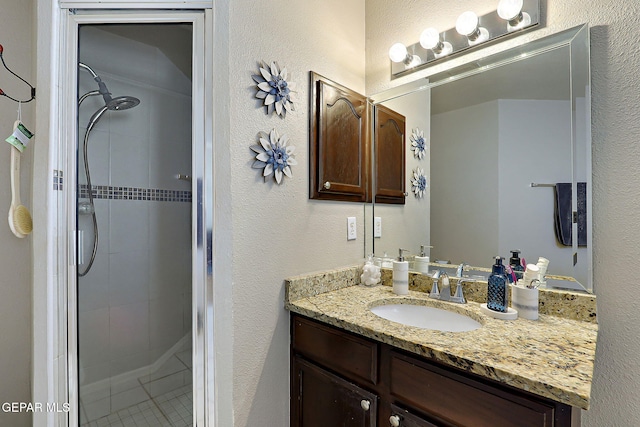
[388,0,540,78]
[420,28,453,58]
[388,43,422,68]
[456,11,490,46]
[497,0,532,32]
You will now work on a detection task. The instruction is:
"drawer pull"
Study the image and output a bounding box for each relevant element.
[389,415,401,427]
[360,399,370,411]
[323,181,331,189]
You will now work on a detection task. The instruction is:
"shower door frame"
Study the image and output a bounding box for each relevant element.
[56,9,216,427]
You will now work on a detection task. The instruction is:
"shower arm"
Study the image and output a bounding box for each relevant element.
[78,62,114,105]
[78,62,98,79]
[78,90,100,106]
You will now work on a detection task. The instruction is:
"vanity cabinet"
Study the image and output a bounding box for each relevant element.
[309,72,370,202]
[292,357,378,427]
[290,314,573,427]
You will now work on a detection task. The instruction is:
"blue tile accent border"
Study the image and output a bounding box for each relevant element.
[78,184,192,203]
[52,171,191,203]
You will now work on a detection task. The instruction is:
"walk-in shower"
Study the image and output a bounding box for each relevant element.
[76,24,194,427]
[77,61,140,276]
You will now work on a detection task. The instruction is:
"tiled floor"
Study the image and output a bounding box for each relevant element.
[80,349,193,426]
[81,386,192,427]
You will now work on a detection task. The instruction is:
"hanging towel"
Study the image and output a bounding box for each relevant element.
[554,182,587,246]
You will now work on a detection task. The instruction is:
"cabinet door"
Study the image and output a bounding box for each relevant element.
[387,404,439,427]
[292,356,377,427]
[390,352,562,427]
[309,72,370,202]
[374,105,406,204]
[292,314,379,386]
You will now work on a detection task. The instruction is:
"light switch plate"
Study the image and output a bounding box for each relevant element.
[374,217,382,238]
[347,217,357,240]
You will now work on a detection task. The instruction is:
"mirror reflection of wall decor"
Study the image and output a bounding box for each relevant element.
[410,128,427,159]
[370,24,592,293]
[252,61,295,117]
[251,129,297,184]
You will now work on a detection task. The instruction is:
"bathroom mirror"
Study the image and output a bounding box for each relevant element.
[369,24,592,293]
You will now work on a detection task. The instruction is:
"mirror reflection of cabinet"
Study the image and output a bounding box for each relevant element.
[374,105,406,204]
[309,72,370,202]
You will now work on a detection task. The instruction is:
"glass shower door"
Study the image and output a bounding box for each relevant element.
[76,23,193,427]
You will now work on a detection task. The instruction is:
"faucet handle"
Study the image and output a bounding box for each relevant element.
[429,271,441,299]
[456,262,469,278]
[451,278,475,304]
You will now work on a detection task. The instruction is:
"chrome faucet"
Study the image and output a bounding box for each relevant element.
[429,270,473,304]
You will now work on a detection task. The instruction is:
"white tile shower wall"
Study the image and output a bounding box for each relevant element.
[77,26,192,394]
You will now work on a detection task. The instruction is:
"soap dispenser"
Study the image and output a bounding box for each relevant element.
[487,256,508,312]
[509,250,525,280]
[393,249,409,295]
[414,245,432,274]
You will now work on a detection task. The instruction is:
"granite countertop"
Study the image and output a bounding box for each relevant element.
[285,266,598,410]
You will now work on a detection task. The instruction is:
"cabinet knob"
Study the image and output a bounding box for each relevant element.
[323,181,331,189]
[360,399,370,411]
[389,415,401,427]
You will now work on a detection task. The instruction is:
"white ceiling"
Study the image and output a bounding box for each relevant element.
[96,23,193,78]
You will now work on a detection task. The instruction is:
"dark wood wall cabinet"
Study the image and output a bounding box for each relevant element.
[309,72,370,202]
[309,72,406,204]
[291,314,573,427]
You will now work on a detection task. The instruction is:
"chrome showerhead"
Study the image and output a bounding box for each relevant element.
[79,62,141,112]
[106,95,140,111]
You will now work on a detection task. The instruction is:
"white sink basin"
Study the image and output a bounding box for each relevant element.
[370,303,482,332]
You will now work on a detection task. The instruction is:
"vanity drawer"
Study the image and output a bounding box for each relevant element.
[292,315,378,386]
[389,351,566,427]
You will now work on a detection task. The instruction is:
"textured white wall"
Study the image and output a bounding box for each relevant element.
[367,1,640,425]
[228,1,365,425]
[0,1,33,426]
[431,100,500,266]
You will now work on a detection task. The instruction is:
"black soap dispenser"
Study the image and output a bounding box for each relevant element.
[487,256,508,312]
[509,250,525,280]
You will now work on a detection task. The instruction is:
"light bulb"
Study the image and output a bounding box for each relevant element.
[456,11,479,37]
[419,28,452,58]
[497,0,523,21]
[497,0,531,31]
[419,28,441,50]
[389,43,408,63]
[456,11,489,45]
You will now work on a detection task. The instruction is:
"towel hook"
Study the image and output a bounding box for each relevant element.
[0,44,36,103]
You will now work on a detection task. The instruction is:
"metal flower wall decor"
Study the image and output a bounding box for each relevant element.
[252,61,296,118]
[411,167,428,198]
[410,128,427,159]
[251,129,297,184]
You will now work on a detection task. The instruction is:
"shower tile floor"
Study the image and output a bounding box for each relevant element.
[81,349,193,427]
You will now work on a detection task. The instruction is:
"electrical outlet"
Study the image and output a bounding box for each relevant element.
[347,217,357,240]
[374,217,382,238]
